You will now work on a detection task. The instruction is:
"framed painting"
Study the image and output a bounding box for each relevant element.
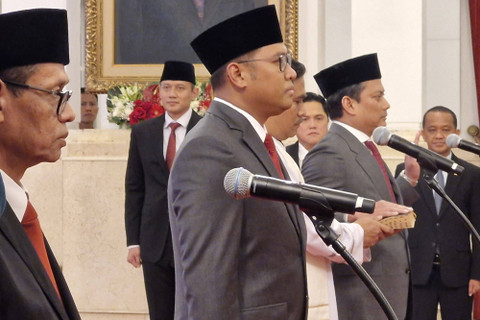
[85,0,298,92]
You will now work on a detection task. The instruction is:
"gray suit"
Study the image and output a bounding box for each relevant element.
[302,122,418,320]
[168,100,308,320]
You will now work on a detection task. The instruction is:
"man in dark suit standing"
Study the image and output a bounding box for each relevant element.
[395,106,480,320]
[286,92,329,168]
[125,61,202,320]
[168,6,308,319]
[0,8,80,319]
[302,53,420,320]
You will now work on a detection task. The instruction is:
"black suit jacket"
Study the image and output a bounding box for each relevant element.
[0,204,80,319]
[396,154,480,287]
[286,141,299,166]
[125,112,202,264]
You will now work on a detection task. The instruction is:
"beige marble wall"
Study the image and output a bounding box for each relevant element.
[21,129,480,319]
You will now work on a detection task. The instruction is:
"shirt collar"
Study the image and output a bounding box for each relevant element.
[164,107,193,129]
[0,169,27,222]
[332,120,371,143]
[214,97,267,141]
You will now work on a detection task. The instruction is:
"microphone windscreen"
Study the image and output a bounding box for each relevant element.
[446,134,461,148]
[224,167,252,199]
[372,126,391,145]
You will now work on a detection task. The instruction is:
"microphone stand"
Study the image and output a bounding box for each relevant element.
[303,207,399,320]
[417,151,480,246]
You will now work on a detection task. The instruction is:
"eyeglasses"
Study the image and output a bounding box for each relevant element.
[236,52,292,72]
[2,79,72,116]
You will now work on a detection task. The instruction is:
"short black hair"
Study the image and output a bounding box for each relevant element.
[422,105,457,129]
[303,92,328,118]
[291,59,306,78]
[81,87,98,101]
[325,82,364,120]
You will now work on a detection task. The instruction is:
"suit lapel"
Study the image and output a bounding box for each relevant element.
[209,102,303,238]
[330,124,394,201]
[418,173,438,216]
[0,204,68,319]
[439,154,461,216]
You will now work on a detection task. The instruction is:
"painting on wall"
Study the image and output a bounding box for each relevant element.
[85,0,298,92]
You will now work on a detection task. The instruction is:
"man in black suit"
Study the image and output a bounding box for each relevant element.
[395,106,480,320]
[0,9,80,319]
[286,92,329,167]
[125,61,202,320]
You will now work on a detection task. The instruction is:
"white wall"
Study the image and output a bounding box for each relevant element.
[298,0,478,136]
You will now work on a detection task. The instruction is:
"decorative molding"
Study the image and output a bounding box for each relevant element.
[85,0,299,93]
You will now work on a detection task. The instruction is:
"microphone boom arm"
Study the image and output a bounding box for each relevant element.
[303,208,399,320]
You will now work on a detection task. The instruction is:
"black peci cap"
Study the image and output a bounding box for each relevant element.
[191,5,283,74]
[0,8,69,71]
[160,61,196,84]
[314,53,381,98]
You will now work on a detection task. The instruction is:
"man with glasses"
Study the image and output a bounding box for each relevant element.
[168,5,307,319]
[0,8,79,319]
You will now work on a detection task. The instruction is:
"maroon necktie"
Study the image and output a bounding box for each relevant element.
[22,201,61,298]
[166,122,181,171]
[364,141,397,202]
[264,134,285,179]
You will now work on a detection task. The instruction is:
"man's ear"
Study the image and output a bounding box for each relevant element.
[341,96,356,116]
[0,81,8,123]
[191,85,199,100]
[225,62,248,89]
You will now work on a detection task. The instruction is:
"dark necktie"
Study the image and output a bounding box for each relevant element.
[192,0,205,20]
[264,134,285,179]
[434,170,445,214]
[364,141,397,203]
[22,201,61,298]
[166,122,181,171]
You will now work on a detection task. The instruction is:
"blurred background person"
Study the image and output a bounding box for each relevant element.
[79,87,98,129]
[287,91,329,168]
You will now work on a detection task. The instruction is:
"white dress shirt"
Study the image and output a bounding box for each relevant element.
[274,138,365,320]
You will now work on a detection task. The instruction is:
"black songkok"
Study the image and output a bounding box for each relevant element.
[191,5,283,74]
[0,8,69,71]
[314,53,381,98]
[160,61,196,84]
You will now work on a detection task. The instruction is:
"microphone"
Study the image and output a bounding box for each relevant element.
[223,167,375,214]
[372,126,464,175]
[446,133,480,156]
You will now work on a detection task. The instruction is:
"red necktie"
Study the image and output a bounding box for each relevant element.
[264,134,285,179]
[166,122,181,171]
[364,141,397,203]
[22,201,61,298]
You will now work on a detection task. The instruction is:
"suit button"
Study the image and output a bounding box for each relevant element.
[432,242,436,247]
[436,223,440,227]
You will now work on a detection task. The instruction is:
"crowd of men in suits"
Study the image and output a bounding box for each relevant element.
[0,4,479,320]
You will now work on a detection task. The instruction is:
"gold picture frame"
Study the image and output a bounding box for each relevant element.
[85,0,298,93]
